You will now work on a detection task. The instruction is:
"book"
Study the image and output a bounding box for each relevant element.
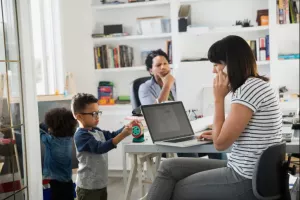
[249,40,257,61]
[259,37,266,61]
[278,54,300,59]
[265,35,270,60]
[285,0,290,24]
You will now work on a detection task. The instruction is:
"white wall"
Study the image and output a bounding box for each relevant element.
[59,0,97,96]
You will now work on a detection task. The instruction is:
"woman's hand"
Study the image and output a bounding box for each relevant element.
[213,69,230,101]
[197,130,213,141]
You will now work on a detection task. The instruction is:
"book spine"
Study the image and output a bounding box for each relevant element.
[256,39,260,61]
[94,47,98,69]
[109,48,114,68]
[130,47,134,67]
[278,54,300,59]
[259,37,266,61]
[285,0,290,23]
[117,46,121,68]
[279,0,285,23]
[265,35,270,60]
[250,40,257,61]
[114,48,119,68]
[293,1,299,23]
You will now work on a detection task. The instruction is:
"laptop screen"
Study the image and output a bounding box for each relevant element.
[141,101,194,142]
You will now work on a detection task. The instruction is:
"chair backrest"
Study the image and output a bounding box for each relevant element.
[130,77,151,109]
[252,142,289,200]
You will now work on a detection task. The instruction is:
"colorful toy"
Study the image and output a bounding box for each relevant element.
[131,121,144,143]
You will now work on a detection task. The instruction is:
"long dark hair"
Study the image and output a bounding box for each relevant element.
[208,35,268,92]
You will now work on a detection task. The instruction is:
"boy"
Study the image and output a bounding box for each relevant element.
[40,107,78,200]
[72,93,135,200]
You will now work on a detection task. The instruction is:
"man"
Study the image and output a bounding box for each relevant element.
[139,49,175,105]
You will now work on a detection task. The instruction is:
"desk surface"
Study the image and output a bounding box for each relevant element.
[123,135,299,154]
[123,116,299,154]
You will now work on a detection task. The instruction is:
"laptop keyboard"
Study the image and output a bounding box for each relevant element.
[167,136,195,143]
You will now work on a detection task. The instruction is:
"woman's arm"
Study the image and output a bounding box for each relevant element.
[212,69,254,151]
[213,101,253,151]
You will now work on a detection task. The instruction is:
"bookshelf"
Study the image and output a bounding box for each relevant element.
[90,0,299,99]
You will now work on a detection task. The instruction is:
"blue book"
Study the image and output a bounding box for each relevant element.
[278,54,300,60]
[265,35,270,60]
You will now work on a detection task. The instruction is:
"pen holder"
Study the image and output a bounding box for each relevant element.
[131,122,144,143]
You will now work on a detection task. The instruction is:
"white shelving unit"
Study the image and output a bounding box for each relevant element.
[92,0,170,10]
[179,26,269,36]
[95,66,145,72]
[93,33,172,42]
[90,0,299,98]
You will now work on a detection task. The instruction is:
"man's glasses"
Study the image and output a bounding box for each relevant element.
[80,110,102,118]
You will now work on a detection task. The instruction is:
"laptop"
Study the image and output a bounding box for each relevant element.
[141,101,212,147]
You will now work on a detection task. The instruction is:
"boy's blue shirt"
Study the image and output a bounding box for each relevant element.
[40,123,73,182]
[74,126,124,189]
[74,126,124,154]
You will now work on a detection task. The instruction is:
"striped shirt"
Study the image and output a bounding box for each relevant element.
[227,77,283,179]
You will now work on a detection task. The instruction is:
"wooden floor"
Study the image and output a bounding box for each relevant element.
[107,177,150,200]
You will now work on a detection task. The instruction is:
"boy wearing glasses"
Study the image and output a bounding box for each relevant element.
[72,93,135,200]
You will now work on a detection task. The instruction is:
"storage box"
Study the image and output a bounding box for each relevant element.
[137,16,164,35]
[178,5,191,32]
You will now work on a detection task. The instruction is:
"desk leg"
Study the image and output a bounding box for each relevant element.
[123,144,127,187]
[155,154,161,172]
[125,154,137,200]
[146,157,156,181]
[137,157,145,198]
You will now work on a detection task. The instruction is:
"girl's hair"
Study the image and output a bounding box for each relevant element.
[208,35,269,92]
[45,107,77,137]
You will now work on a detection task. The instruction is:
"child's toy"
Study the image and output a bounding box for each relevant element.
[131,121,144,143]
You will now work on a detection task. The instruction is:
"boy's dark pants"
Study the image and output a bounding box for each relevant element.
[49,180,74,200]
[76,186,107,200]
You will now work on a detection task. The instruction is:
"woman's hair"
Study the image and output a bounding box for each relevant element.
[208,35,269,92]
[145,49,169,72]
[45,107,78,137]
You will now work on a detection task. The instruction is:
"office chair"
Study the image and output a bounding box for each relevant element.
[130,77,151,110]
[252,142,296,200]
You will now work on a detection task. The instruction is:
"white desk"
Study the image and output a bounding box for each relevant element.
[122,116,300,200]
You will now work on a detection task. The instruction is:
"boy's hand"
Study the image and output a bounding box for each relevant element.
[121,120,140,137]
[122,125,133,137]
[113,120,140,146]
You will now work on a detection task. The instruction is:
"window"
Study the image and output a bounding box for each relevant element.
[30,0,63,95]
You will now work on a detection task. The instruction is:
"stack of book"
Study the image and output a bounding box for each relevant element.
[277,0,300,24]
[247,35,270,62]
[94,45,134,69]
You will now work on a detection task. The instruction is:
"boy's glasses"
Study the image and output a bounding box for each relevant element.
[80,110,102,118]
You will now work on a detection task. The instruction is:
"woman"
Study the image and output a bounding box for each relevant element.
[147,35,283,200]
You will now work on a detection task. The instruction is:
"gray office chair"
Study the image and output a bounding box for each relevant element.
[130,77,151,110]
[252,142,296,200]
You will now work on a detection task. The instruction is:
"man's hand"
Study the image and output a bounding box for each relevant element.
[160,73,175,88]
